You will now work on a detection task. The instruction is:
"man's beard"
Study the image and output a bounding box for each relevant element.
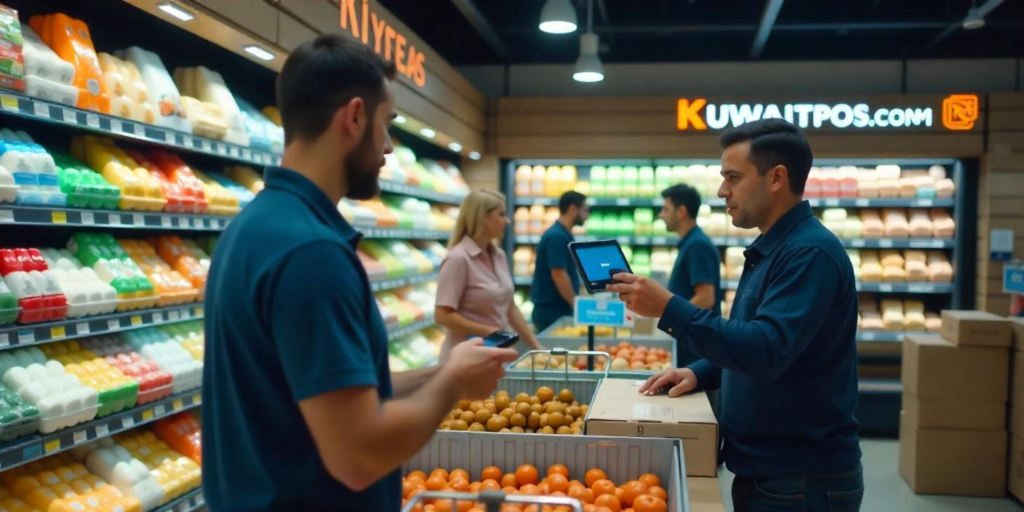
[574,213,585,227]
[345,129,382,200]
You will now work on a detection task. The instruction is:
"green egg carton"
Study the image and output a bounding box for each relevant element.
[95,379,140,417]
[0,280,18,326]
[52,150,121,210]
[0,383,39,442]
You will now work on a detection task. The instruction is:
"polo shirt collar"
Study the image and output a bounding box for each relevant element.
[457,235,485,257]
[748,201,814,259]
[264,166,361,248]
[555,220,573,238]
[678,225,704,247]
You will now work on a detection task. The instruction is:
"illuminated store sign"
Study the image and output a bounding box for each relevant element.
[340,0,427,87]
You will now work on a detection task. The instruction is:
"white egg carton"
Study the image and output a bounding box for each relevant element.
[39,248,119,318]
[0,349,100,434]
[120,329,201,394]
[0,163,17,203]
[79,336,176,404]
[74,440,165,512]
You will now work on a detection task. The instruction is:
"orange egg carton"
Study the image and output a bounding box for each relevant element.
[28,13,110,113]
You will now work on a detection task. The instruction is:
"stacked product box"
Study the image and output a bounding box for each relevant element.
[1008,317,1024,501]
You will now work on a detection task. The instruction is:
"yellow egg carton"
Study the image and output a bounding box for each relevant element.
[71,136,167,211]
[192,169,240,216]
[116,431,201,503]
[0,454,142,512]
[224,165,265,193]
[49,342,139,417]
[180,338,203,361]
[119,241,198,306]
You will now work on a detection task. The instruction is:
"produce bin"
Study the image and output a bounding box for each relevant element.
[500,349,608,406]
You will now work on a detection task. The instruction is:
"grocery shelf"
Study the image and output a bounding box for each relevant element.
[858,378,902,393]
[0,92,281,167]
[379,180,464,206]
[0,205,231,231]
[0,390,201,472]
[387,315,436,342]
[358,226,452,241]
[370,271,440,293]
[515,197,954,209]
[513,276,532,287]
[857,331,930,343]
[513,235,955,249]
[0,304,204,351]
[722,280,952,294]
[153,488,205,512]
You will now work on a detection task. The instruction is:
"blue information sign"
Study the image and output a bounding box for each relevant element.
[574,297,634,327]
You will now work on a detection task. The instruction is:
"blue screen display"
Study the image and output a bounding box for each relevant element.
[575,244,630,283]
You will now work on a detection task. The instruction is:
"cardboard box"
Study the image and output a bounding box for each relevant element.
[1010,433,1024,501]
[941,310,1012,347]
[902,390,1005,431]
[1012,317,1024,352]
[687,477,725,512]
[1013,350,1024,404]
[902,335,1009,401]
[585,378,719,477]
[1012,403,1024,435]
[899,412,1007,498]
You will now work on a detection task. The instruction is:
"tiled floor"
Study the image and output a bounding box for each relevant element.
[715,438,1024,511]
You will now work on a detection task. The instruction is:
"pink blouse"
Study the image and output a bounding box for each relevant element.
[435,236,514,359]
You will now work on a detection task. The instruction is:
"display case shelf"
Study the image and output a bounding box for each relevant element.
[387,315,436,342]
[513,234,955,250]
[515,197,955,209]
[0,304,204,351]
[370,271,440,293]
[379,180,464,206]
[153,488,204,512]
[0,205,231,231]
[359,227,452,241]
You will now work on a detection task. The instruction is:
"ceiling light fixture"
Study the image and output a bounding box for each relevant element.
[468,151,482,161]
[573,0,604,83]
[448,142,463,152]
[394,115,407,124]
[244,45,275,61]
[539,0,578,34]
[420,128,436,139]
[157,2,195,22]
[963,8,985,29]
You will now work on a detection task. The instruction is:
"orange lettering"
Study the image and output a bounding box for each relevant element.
[360,0,369,45]
[384,26,396,60]
[942,94,979,130]
[412,51,426,87]
[677,98,708,131]
[395,34,407,75]
[339,0,359,39]
[371,13,386,54]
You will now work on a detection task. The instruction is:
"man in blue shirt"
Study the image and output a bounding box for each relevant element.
[660,184,722,367]
[530,191,589,332]
[610,119,862,512]
[203,34,517,511]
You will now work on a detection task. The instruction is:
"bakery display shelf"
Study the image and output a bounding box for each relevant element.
[379,180,464,206]
[358,226,452,241]
[513,235,955,250]
[0,304,204,351]
[515,197,954,209]
[387,315,436,342]
[0,205,232,231]
[857,331,930,343]
[0,390,201,472]
[0,92,281,167]
[370,271,440,293]
[153,487,205,512]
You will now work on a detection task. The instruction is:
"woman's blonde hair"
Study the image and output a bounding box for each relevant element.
[449,189,506,249]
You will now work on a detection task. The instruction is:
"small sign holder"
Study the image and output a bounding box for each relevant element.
[574,295,634,370]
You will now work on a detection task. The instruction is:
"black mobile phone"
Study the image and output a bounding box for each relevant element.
[482,330,520,348]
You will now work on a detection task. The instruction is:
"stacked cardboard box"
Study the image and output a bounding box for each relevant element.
[899,311,1011,498]
[1008,317,1024,500]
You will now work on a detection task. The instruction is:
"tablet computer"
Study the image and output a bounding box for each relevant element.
[568,240,633,293]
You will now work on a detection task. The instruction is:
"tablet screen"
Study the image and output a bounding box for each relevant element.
[575,243,630,284]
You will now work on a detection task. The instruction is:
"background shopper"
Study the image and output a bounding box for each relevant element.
[203,34,517,511]
[611,119,863,512]
[530,191,590,332]
[435,190,542,360]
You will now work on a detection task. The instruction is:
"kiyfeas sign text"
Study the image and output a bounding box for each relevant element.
[339,0,427,87]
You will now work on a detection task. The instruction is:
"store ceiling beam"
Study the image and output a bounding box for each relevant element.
[449,0,513,62]
[921,0,1006,53]
[750,0,785,59]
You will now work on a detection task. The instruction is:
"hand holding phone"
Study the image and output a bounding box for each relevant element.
[482,330,520,348]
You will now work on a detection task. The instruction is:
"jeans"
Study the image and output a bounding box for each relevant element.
[732,465,864,512]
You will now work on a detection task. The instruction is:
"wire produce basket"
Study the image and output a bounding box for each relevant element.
[500,349,609,406]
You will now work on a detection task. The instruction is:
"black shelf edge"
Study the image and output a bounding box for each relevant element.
[387,315,436,342]
[153,487,204,512]
[514,197,955,209]
[857,331,932,343]
[358,226,453,241]
[370,271,440,293]
[0,304,204,351]
[0,205,232,231]
[379,181,465,206]
[513,235,955,249]
[0,92,280,167]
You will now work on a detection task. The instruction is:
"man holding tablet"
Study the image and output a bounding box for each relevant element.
[607,119,863,512]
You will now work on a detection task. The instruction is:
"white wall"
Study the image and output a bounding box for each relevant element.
[460,59,1023,98]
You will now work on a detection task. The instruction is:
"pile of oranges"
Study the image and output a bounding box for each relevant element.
[577,342,672,372]
[438,387,587,435]
[402,463,670,512]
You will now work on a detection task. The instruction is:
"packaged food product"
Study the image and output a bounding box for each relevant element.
[27,13,108,112]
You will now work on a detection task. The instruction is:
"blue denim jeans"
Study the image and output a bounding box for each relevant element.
[731,465,864,512]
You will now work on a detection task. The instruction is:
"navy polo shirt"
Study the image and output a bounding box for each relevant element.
[203,167,397,511]
[530,221,579,331]
[658,201,861,477]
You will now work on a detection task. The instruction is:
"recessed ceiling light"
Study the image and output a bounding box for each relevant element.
[448,142,463,152]
[157,2,195,22]
[394,115,407,124]
[468,151,482,160]
[244,45,275,61]
[420,128,436,139]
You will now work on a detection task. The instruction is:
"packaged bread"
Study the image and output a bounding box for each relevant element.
[903,300,926,331]
[821,208,846,237]
[876,165,901,198]
[881,299,904,331]
[860,250,883,282]
[925,312,942,332]
[927,251,953,283]
[930,209,955,238]
[882,209,909,238]
[839,166,858,198]
[861,210,884,238]
[904,250,927,281]
[908,211,933,238]
[935,178,955,198]
[880,249,905,269]
[805,168,822,197]
[857,167,879,198]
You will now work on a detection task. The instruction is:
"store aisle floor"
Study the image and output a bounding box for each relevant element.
[715,438,1024,511]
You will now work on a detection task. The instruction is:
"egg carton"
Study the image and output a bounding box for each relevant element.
[1,356,100,434]
[73,440,165,512]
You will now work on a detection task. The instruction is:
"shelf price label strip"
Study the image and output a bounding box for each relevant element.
[369,272,440,293]
[154,488,205,512]
[0,206,233,231]
[0,391,202,472]
[0,305,204,351]
[515,235,953,249]
[387,316,436,342]
[517,197,954,209]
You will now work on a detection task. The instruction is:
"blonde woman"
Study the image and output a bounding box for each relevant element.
[435,189,542,360]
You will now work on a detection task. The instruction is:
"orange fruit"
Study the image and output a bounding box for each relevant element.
[547,474,570,494]
[481,479,501,491]
[595,494,622,512]
[585,469,608,488]
[620,481,648,507]
[449,478,470,492]
[647,486,667,501]
[569,486,594,504]
[450,469,470,483]
[502,486,518,494]
[403,479,420,498]
[614,488,625,500]
[425,475,447,491]
[431,469,450,481]
[632,495,667,512]
[592,479,616,497]
[482,466,503,482]
[469,482,482,493]
[569,480,586,490]
[501,474,518,489]
[582,505,599,512]
[637,474,661,489]
[538,482,551,495]
[547,463,570,478]
[524,506,554,512]
[408,470,428,481]
[554,507,573,512]
[519,484,541,496]
[516,464,540,487]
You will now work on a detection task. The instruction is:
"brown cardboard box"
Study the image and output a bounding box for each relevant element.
[941,310,1012,347]
[1013,351,1024,404]
[687,477,726,512]
[902,335,1009,401]
[585,378,719,477]
[899,412,1007,498]
[1012,403,1024,435]
[902,390,1005,431]
[1009,433,1024,501]
[1012,317,1024,352]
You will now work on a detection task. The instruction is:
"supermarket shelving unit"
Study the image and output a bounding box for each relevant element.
[503,158,973,434]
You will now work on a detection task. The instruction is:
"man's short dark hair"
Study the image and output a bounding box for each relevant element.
[277,34,397,144]
[559,191,587,214]
[661,184,701,220]
[718,119,814,195]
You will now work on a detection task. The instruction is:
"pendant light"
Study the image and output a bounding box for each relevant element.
[573,0,603,83]
[539,0,578,34]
